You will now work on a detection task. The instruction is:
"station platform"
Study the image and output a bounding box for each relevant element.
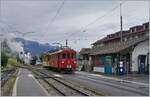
[75,71,149,86]
[12,68,48,96]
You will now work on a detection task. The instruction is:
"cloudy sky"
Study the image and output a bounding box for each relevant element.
[0,0,149,51]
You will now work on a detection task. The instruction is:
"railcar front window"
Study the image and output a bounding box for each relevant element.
[71,54,75,59]
[67,54,70,59]
[63,54,66,59]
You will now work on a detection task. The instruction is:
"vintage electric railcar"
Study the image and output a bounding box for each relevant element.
[42,48,77,72]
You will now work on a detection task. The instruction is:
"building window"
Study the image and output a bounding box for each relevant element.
[145,24,148,29]
[124,37,127,41]
[143,24,149,29]
[130,29,133,32]
[129,37,132,40]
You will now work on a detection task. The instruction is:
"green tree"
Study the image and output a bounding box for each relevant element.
[1,52,9,67]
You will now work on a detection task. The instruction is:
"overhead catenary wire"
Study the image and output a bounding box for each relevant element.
[44,0,65,40]
[61,16,148,45]
[0,20,35,37]
[65,0,127,40]
[49,0,65,25]
[64,0,127,41]
[81,0,127,32]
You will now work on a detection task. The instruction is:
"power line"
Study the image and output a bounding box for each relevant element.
[65,0,126,39]
[50,0,65,25]
[81,0,127,32]
[43,0,65,39]
[63,17,148,44]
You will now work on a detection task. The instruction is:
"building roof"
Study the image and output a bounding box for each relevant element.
[79,48,91,55]
[90,36,149,55]
[92,22,149,45]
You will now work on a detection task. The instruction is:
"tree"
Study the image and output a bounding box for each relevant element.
[1,52,8,67]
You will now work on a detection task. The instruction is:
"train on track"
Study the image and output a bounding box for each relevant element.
[42,48,77,73]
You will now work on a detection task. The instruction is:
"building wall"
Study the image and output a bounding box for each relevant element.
[94,67,104,73]
[132,40,149,72]
[77,54,92,72]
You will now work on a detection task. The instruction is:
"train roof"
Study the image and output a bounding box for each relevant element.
[47,48,76,56]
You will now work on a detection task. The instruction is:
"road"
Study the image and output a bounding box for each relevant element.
[12,68,48,96]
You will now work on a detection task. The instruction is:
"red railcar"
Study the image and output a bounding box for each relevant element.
[42,48,77,72]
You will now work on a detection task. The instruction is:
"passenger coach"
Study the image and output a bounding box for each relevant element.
[42,48,77,73]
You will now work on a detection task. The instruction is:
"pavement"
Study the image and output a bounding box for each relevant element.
[12,68,49,96]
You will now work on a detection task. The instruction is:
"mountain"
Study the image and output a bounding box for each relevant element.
[14,38,57,56]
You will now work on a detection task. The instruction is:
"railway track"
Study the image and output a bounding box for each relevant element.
[1,67,17,87]
[23,65,106,96]
[35,67,148,96]
[30,68,94,96]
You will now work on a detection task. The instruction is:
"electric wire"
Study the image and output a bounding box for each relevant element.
[50,0,65,25]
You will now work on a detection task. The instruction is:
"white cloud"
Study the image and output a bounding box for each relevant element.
[1,0,149,51]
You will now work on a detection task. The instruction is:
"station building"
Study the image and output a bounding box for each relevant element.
[79,22,149,75]
[78,48,92,72]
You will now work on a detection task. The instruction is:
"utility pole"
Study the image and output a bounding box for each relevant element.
[66,39,68,47]
[120,3,123,42]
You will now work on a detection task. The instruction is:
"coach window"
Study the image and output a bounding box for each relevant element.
[72,54,75,59]
[67,54,70,59]
[63,53,66,59]
[48,56,51,61]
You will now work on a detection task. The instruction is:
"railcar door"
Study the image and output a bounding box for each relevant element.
[57,54,60,69]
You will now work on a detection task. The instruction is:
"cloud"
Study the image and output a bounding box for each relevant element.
[7,39,24,53]
[1,0,149,51]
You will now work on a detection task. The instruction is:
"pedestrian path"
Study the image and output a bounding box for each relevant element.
[12,68,49,96]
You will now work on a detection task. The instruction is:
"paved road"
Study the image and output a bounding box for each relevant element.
[12,68,48,96]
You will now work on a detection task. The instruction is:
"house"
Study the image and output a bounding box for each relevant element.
[81,22,149,75]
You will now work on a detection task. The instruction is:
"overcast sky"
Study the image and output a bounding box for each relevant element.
[0,0,149,51]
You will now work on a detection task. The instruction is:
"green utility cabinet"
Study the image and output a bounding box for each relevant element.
[104,56,113,74]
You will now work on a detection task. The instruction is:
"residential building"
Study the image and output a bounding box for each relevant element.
[79,22,149,75]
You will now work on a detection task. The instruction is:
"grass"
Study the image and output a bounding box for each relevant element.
[2,58,20,71]
[7,58,18,67]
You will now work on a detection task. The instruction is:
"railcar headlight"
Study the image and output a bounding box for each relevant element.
[67,65,71,68]
[74,61,77,64]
